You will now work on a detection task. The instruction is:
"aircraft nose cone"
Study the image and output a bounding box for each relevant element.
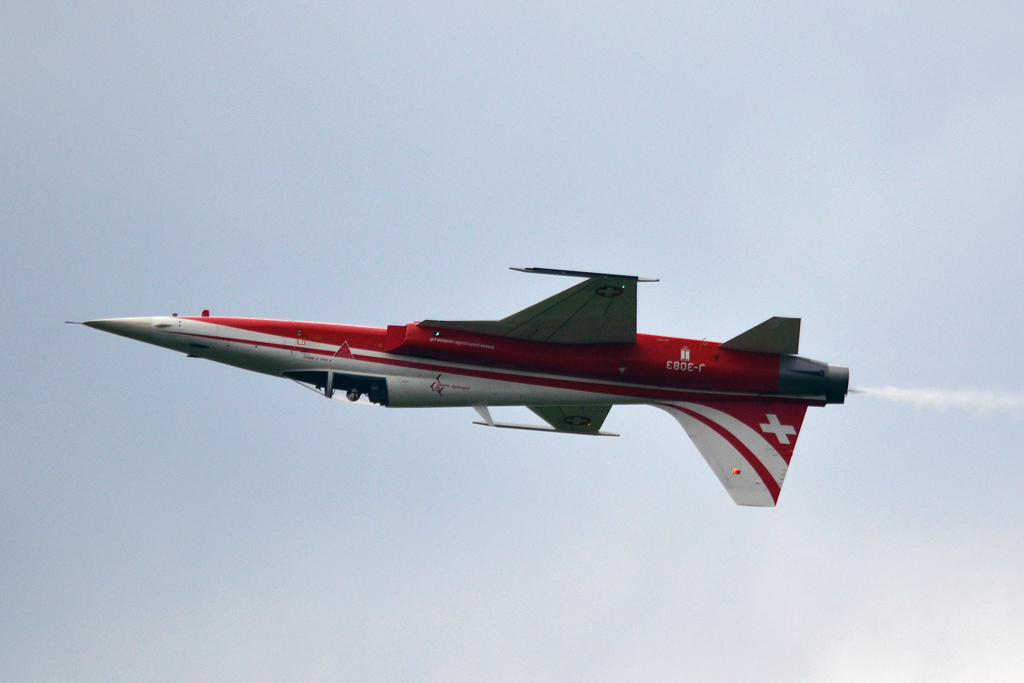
[83,317,153,342]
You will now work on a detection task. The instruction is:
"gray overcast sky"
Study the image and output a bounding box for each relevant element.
[2,2,1023,681]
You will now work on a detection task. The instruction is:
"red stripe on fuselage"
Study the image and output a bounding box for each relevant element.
[168,327,810,405]
[183,317,782,395]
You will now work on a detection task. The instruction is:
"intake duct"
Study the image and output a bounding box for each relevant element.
[777,355,849,404]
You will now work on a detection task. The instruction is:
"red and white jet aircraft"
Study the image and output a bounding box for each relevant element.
[81,268,847,507]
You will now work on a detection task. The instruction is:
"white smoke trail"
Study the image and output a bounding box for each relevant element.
[850,387,1024,416]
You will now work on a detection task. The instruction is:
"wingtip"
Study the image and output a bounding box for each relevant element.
[510,266,658,282]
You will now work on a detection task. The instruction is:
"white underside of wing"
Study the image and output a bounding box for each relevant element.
[676,402,789,487]
[657,404,778,507]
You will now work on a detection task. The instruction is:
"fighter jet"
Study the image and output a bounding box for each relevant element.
[79,268,847,507]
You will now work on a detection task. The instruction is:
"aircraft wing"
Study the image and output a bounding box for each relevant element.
[527,404,613,435]
[657,400,810,507]
[421,268,656,344]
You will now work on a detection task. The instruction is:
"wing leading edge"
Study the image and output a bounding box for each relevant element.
[657,400,809,507]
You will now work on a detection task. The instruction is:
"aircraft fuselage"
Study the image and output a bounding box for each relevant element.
[85,315,847,409]
[80,269,850,507]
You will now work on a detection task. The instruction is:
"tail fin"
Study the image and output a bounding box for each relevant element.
[656,399,809,507]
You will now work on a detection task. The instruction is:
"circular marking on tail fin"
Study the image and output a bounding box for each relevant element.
[594,285,625,298]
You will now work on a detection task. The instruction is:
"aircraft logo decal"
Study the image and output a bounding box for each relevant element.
[430,374,470,397]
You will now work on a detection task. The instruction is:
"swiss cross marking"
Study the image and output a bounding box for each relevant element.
[759,414,796,445]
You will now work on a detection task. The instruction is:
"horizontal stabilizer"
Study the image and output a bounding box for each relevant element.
[719,317,800,355]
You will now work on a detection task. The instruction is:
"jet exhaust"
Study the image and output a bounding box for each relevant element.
[850,387,1024,415]
[777,355,849,404]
